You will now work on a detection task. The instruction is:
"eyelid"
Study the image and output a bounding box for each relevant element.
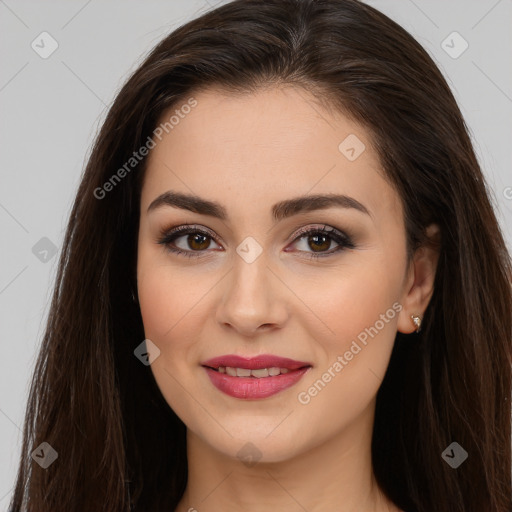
[288,223,351,243]
[157,223,220,243]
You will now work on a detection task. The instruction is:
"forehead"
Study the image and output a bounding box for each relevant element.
[140,85,402,227]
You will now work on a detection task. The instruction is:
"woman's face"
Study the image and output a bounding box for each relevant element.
[137,85,428,463]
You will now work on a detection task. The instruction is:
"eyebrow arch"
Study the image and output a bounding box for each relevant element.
[147,190,371,221]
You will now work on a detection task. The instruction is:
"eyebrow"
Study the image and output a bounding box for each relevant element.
[147,190,371,221]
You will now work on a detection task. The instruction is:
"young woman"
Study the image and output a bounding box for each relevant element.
[9,1,511,511]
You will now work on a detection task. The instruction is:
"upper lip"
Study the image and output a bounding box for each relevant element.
[201,354,312,370]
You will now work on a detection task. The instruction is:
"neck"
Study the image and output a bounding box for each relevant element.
[175,400,401,512]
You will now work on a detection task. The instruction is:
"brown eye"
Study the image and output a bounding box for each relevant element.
[307,233,332,252]
[157,225,222,258]
[186,233,212,251]
[287,225,355,259]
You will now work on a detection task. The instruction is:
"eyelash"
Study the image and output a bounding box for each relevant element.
[156,224,355,260]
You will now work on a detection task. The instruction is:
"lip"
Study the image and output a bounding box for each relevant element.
[201,354,312,400]
[201,354,312,371]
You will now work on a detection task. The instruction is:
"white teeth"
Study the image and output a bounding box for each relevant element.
[251,368,269,378]
[217,366,293,377]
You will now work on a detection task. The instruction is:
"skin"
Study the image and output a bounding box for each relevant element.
[136,84,440,512]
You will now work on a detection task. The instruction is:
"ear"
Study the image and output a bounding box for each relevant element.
[397,223,441,334]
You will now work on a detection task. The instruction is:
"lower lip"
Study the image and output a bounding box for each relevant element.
[203,366,311,399]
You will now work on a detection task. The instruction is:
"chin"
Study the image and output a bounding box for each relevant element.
[204,427,306,465]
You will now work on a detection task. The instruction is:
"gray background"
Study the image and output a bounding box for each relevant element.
[1,0,511,507]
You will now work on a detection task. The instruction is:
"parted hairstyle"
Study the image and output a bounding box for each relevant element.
[9,1,511,511]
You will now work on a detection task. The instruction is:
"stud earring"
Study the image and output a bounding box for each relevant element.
[411,314,422,333]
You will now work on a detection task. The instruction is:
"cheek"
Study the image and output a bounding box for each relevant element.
[136,252,208,419]
[136,239,206,342]
[292,256,404,404]
[136,247,219,373]
[138,270,180,346]
[339,270,400,344]
[138,268,182,342]
[291,255,403,349]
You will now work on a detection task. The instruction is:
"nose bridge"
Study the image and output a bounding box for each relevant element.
[233,247,269,295]
[216,244,287,334]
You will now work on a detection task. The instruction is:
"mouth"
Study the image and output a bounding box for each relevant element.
[203,365,310,378]
[201,354,313,399]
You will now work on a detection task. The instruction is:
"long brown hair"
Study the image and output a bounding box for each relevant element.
[9,1,511,511]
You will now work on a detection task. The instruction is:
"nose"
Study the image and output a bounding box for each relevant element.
[215,253,289,337]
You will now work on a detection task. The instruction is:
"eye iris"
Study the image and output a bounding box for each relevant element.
[309,234,330,252]
[188,233,210,250]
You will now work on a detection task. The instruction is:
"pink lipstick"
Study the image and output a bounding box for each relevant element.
[201,354,312,399]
